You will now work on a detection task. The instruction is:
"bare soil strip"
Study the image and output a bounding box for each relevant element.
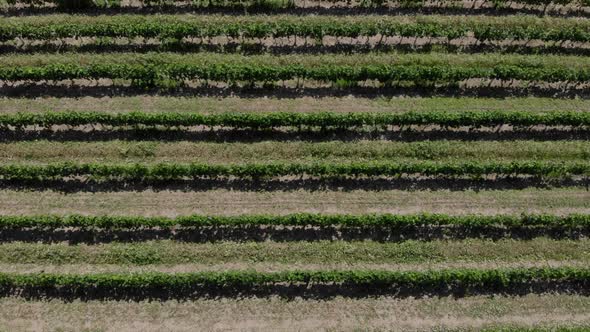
[0,295,589,331]
[0,188,587,216]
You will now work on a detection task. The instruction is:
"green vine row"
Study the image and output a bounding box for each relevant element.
[1,111,589,128]
[2,0,590,10]
[0,213,587,228]
[0,161,587,180]
[2,16,590,43]
[1,63,589,86]
[0,268,588,299]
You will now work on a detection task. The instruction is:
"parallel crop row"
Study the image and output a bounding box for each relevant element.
[2,111,589,128]
[0,268,588,299]
[2,63,589,86]
[0,161,587,180]
[1,0,294,9]
[3,16,590,43]
[3,0,590,10]
[0,213,587,228]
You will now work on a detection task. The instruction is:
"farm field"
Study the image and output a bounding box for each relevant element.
[1,0,590,330]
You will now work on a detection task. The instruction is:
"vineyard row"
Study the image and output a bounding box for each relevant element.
[3,16,590,42]
[0,161,587,180]
[3,0,590,10]
[0,268,588,299]
[2,63,590,85]
[1,111,589,128]
[0,213,587,228]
